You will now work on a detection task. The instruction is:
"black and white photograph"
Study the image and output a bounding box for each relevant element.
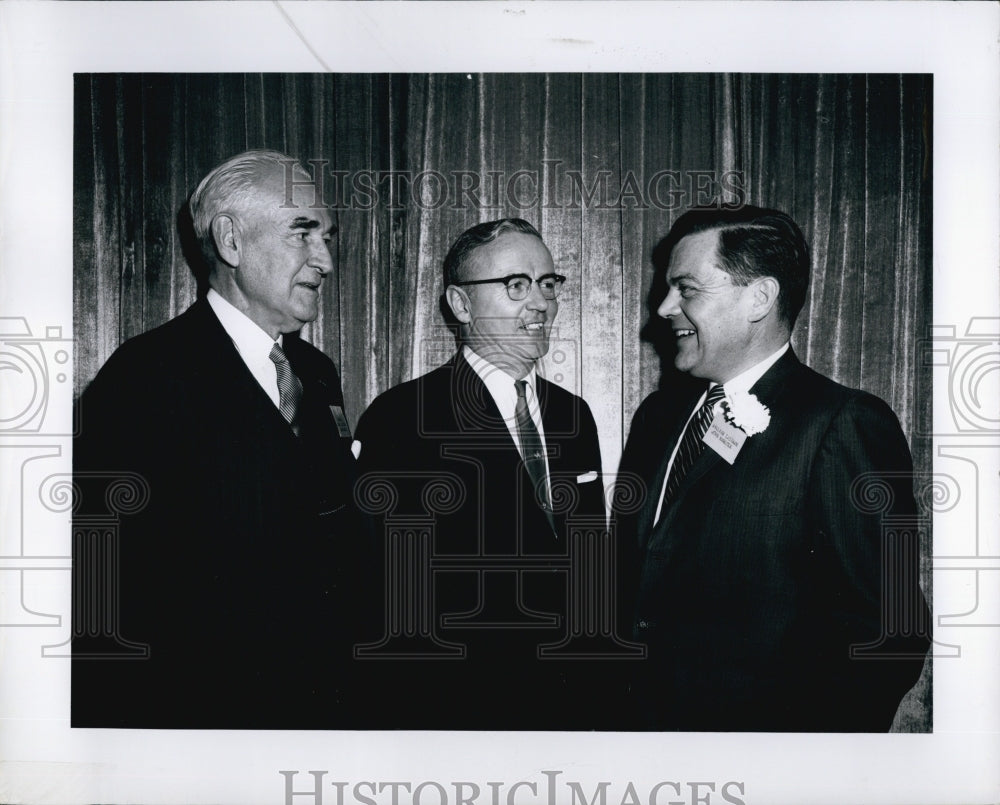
[69,71,932,734]
[0,3,997,804]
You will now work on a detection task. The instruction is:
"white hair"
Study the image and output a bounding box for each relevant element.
[188,149,306,254]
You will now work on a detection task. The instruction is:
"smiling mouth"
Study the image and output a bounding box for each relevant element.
[674,328,696,339]
[520,322,546,332]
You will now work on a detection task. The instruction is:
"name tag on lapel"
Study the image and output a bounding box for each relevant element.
[328,405,353,438]
[702,415,746,465]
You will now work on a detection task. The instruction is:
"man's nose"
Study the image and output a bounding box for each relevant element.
[310,240,334,276]
[524,279,550,311]
[657,288,680,318]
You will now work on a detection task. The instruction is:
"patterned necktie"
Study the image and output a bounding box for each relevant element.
[661,384,726,508]
[515,379,555,529]
[269,342,303,434]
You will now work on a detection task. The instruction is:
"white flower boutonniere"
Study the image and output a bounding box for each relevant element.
[721,390,771,436]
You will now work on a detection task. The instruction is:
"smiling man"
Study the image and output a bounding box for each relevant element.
[72,150,362,728]
[614,206,930,732]
[353,218,607,729]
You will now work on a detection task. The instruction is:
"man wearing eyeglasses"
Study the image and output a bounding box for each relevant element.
[353,218,607,730]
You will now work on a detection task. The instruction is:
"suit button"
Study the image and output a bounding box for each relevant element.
[636,619,648,630]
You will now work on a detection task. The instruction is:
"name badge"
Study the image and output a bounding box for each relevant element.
[328,405,353,438]
[702,414,747,464]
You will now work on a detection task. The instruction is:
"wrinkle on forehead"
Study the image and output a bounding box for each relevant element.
[465,233,554,281]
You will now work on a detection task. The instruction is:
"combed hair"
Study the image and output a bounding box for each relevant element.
[443,218,542,287]
[188,149,304,261]
[667,206,811,327]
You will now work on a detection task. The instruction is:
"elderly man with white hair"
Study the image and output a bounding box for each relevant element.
[73,150,362,729]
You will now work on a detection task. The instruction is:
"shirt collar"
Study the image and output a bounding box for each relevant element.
[716,342,790,395]
[207,288,282,364]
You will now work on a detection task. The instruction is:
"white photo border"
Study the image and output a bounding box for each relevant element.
[0,2,997,804]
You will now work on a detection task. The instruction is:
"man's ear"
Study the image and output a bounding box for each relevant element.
[445,285,473,324]
[211,214,240,268]
[748,276,780,322]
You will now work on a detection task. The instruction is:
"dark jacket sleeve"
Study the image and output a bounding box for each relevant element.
[806,392,931,727]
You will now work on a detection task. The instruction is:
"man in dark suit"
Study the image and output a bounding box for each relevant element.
[72,150,362,728]
[615,206,930,732]
[353,218,609,729]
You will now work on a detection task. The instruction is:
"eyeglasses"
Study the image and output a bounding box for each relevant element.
[452,273,567,301]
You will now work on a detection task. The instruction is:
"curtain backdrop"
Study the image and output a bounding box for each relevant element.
[74,73,932,729]
[74,73,931,474]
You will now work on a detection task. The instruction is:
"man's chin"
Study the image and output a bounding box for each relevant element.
[522,338,550,362]
[673,355,697,375]
[469,336,549,367]
[292,306,320,327]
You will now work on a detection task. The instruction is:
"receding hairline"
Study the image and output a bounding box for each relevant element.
[458,228,548,281]
[189,150,315,240]
[443,217,545,287]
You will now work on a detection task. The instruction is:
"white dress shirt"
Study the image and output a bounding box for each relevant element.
[653,342,789,522]
[206,288,285,409]
[462,346,552,491]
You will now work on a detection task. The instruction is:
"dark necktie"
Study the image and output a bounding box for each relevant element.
[514,379,555,529]
[269,342,303,434]
[661,384,726,509]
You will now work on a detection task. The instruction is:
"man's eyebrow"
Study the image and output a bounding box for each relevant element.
[287,216,339,237]
[668,272,697,285]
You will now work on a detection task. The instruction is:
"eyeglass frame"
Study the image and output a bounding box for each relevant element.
[451,272,567,301]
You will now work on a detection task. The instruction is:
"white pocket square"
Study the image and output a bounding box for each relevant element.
[576,471,599,484]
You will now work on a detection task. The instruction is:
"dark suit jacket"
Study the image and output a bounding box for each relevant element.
[614,350,930,732]
[353,353,609,729]
[72,298,364,728]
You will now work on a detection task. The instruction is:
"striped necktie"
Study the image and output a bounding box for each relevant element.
[661,384,726,509]
[515,379,555,531]
[269,342,303,434]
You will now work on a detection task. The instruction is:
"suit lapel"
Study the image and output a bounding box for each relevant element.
[451,353,517,441]
[190,300,283,421]
[283,334,346,437]
[747,348,800,409]
[636,384,708,545]
[193,300,331,443]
